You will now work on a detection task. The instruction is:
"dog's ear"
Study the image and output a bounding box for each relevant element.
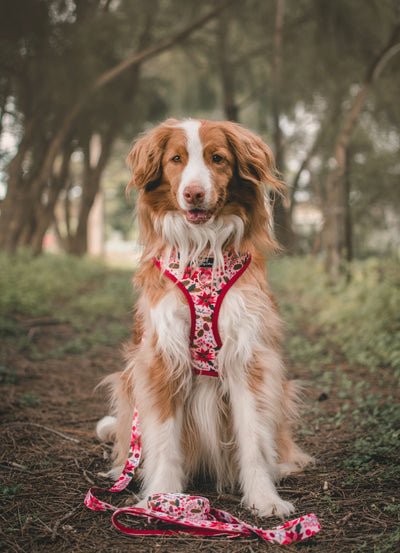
[221,121,284,253]
[126,119,179,193]
[221,121,284,195]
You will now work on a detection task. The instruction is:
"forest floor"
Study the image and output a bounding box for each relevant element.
[0,257,399,553]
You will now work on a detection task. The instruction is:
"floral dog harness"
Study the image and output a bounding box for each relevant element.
[85,409,321,544]
[154,249,252,376]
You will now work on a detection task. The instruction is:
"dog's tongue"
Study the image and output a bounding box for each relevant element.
[186,209,210,224]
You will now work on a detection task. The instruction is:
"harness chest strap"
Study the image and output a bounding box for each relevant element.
[84,410,321,544]
[154,250,252,377]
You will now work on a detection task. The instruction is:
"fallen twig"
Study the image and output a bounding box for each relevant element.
[51,505,81,541]
[2,422,80,443]
[74,458,95,485]
[0,461,30,473]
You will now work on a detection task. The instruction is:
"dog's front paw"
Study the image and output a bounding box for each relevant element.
[245,494,295,518]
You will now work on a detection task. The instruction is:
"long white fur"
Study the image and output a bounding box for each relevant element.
[138,407,186,504]
[183,377,236,491]
[150,290,192,380]
[96,415,117,443]
[155,212,244,272]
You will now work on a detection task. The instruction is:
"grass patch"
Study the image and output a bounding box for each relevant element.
[269,256,400,491]
[0,250,134,347]
[0,365,18,384]
[0,249,107,318]
[0,484,22,502]
[269,256,400,373]
[17,393,41,407]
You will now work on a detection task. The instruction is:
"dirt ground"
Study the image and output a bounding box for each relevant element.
[1,313,399,553]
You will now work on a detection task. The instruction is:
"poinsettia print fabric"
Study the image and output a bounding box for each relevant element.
[155,250,251,376]
[84,408,141,512]
[111,492,321,544]
[148,493,210,521]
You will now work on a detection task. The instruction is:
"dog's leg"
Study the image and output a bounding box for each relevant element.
[227,370,295,518]
[276,380,313,477]
[135,290,192,505]
[137,403,185,505]
[218,290,294,517]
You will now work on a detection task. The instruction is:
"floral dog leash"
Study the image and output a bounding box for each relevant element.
[85,409,321,545]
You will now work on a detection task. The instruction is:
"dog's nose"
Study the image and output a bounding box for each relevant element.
[183,184,205,206]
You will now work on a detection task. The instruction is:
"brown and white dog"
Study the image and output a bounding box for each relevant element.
[97,118,310,517]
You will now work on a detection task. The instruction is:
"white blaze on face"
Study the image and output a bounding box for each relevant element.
[176,120,212,210]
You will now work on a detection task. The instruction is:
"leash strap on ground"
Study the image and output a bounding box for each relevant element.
[110,501,321,545]
[84,408,141,512]
[84,409,321,545]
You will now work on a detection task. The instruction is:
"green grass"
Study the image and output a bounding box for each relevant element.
[0,484,22,502]
[269,255,400,491]
[0,249,107,317]
[269,256,400,373]
[0,249,135,347]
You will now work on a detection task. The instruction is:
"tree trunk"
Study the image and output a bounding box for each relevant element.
[216,13,239,121]
[30,143,73,255]
[67,130,114,255]
[0,114,41,251]
[324,22,400,277]
[344,149,353,265]
[271,0,296,253]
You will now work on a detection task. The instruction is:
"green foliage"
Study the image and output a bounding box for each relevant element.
[17,393,41,407]
[270,255,400,501]
[343,396,400,483]
[0,249,132,314]
[351,527,400,553]
[269,256,400,373]
[0,249,106,319]
[71,272,135,322]
[0,250,134,350]
[0,484,22,501]
[317,259,400,372]
[0,365,18,384]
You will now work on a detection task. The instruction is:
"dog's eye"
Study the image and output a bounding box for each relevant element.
[172,155,181,163]
[212,154,223,163]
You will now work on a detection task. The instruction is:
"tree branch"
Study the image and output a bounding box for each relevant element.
[338,20,400,157]
[94,1,230,91]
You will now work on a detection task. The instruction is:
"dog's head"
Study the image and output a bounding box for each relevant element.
[127,119,283,255]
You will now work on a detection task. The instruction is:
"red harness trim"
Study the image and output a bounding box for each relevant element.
[153,257,197,343]
[212,254,251,348]
[153,251,252,377]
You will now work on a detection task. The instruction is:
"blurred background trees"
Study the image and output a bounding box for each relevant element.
[0,0,399,276]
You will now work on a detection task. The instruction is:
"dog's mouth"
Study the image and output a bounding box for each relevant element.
[185,209,213,224]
